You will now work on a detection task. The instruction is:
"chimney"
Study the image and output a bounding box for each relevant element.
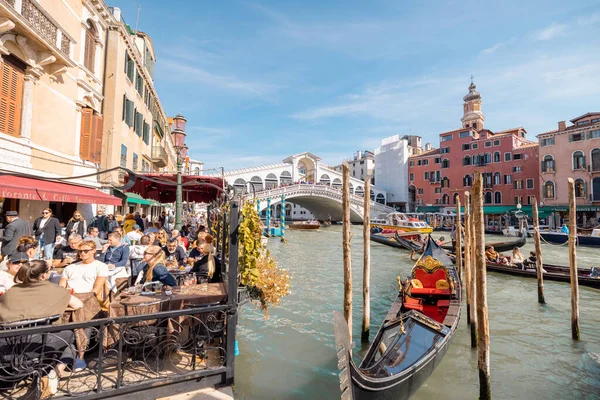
[112,7,121,20]
[425,143,431,151]
[558,121,566,131]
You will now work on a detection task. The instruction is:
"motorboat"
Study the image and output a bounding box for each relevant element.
[371,212,433,234]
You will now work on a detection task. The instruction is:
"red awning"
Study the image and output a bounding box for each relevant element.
[125,174,224,203]
[0,175,122,206]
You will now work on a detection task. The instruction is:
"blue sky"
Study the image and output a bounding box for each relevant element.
[114,0,600,172]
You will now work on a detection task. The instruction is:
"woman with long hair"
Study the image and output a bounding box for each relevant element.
[16,235,39,259]
[66,210,87,237]
[32,208,61,260]
[191,234,221,283]
[136,245,176,286]
[156,229,168,247]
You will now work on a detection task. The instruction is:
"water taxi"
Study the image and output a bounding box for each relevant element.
[371,212,433,234]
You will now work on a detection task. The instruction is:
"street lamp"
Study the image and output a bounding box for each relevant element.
[172,114,187,230]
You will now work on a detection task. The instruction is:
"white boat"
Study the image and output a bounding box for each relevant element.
[370,212,433,234]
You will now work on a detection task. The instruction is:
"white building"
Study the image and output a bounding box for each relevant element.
[374,135,422,210]
[333,150,375,184]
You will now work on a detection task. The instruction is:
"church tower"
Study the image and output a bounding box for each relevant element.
[461,79,485,130]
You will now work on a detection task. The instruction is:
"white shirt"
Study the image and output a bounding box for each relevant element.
[39,217,49,230]
[0,270,16,290]
[126,231,142,242]
[62,260,109,293]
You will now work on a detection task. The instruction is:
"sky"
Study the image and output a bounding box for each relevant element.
[114,0,600,172]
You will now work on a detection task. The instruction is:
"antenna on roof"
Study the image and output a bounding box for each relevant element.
[470,74,474,84]
[135,5,141,32]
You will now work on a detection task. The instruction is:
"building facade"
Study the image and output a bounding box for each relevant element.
[333,150,375,184]
[408,82,539,229]
[375,134,422,210]
[537,112,600,228]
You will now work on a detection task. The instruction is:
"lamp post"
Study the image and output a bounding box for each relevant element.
[172,114,187,230]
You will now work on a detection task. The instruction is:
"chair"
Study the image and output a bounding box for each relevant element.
[0,315,62,395]
[121,299,168,366]
[180,303,226,368]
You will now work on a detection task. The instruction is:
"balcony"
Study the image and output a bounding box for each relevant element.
[1,0,75,65]
[151,145,167,168]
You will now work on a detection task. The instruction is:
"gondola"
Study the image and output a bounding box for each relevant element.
[485,262,600,289]
[394,232,424,252]
[334,236,461,400]
[441,230,526,253]
[370,234,405,249]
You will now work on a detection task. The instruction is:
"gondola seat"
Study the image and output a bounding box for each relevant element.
[410,287,451,295]
[403,296,423,311]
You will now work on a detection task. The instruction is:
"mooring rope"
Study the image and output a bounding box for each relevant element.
[534,227,574,246]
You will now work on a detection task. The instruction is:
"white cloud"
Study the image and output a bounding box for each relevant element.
[480,38,516,55]
[161,60,280,97]
[577,12,600,26]
[535,23,567,41]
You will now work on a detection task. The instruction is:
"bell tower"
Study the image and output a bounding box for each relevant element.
[461,77,485,130]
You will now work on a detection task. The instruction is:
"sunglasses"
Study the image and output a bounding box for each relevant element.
[42,212,50,215]
[77,249,95,254]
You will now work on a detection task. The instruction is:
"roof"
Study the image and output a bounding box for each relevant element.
[409,148,440,158]
[514,142,539,149]
[493,127,526,135]
[570,112,600,123]
[282,152,322,163]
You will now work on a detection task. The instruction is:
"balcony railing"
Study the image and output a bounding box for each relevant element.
[151,145,167,167]
[4,0,72,58]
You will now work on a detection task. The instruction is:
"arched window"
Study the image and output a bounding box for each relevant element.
[544,181,555,199]
[332,178,342,189]
[573,151,585,170]
[453,193,459,205]
[472,154,480,165]
[265,173,278,188]
[494,191,502,204]
[249,176,263,191]
[542,155,555,173]
[592,149,600,172]
[441,177,450,188]
[463,155,471,166]
[463,174,472,187]
[319,174,331,185]
[494,151,501,163]
[349,182,354,194]
[442,159,449,168]
[376,193,386,204]
[84,21,97,72]
[442,194,449,204]
[233,178,246,194]
[484,192,492,204]
[493,172,501,185]
[355,186,364,197]
[280,171,292,185]
[575,179,586,198]
[370,190,375,200]
[485,153,492,164]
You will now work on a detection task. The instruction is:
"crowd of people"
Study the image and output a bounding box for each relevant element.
[0,206,219,394]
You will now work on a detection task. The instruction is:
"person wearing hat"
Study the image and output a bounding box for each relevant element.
[0,252,28,291]
[1,210,31,258]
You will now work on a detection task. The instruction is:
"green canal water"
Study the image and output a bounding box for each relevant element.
[234,226,600,399]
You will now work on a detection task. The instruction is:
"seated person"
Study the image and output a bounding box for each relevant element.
[191,239,222,283]
[187,237,206,266]
[0,252,28,291]
[15,236,39,260]
[59,241,108,296]
[113,227,131,246]
[136,245,176,287]
[436,236,446,246]
[0,260,83,392]
[99,232,130,270]
[53,233,83,268]
[84,226,107,250]
[511,247,526,270]
[485,246,508,264]
[163,238,187,268]
[129,235,151,278]
[125,225,143,244]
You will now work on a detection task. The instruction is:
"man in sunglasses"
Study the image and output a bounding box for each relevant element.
[59,241,108,296]
[53,234,83,268]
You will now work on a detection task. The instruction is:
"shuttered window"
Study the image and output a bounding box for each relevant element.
[142,121,150,145]
[135,111,143,137]
[125,51,134,82]
[0,58,24,137]
[84,23,96,72]
[125,98,134,127]
[80,107,103,164]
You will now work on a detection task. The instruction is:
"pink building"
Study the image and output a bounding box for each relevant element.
[537,112,600,228]
[409,81,539,230]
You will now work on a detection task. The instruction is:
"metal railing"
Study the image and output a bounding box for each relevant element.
[6,0,72,58]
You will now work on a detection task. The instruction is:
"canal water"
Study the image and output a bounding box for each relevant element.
[234,226,600,399]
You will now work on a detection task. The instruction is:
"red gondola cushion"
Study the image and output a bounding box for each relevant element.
[410,287,451,295]
[404,297,423,311]
[414,268,447,288]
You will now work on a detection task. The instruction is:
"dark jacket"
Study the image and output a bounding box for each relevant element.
[99,244,130,267]
[89,215,109,232]
[1,218,32,256]
[32,217,61,244]
[66,219,87,237]
[141,263,176,287]
[191,255,222,283]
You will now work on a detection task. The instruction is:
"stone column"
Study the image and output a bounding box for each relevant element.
[20,67,41,141]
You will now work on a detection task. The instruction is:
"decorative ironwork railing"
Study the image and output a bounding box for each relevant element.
[6,0,72,58]
[0,305,232,399]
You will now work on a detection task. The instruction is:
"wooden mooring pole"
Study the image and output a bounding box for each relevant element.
[464,192,472,325]
[532,198,545,304]
[473,172,491,399]
[342,164,353,338]
[568,178,580,340]
[455,197,463,283]
[361,175,372,343]
[468,192,478,348]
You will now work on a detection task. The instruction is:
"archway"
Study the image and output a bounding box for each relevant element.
[280,171,292,186]
[319,174,331,185]
[332,178,342,190]
[376,193,385,204]
[250,176,263,192]
[355,186,364,197]
[265,173,278,189]
[370,189,375,200]
[233,178,246,194]
[297,157,316,182]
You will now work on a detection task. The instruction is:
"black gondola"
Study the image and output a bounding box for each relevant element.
[334,235,461,400]
[441,230,526,253]
[485,262,600,289]
[394,232,424,252]
[370,234,405,249]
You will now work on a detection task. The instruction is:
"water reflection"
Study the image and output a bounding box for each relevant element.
[234,227,600,399]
